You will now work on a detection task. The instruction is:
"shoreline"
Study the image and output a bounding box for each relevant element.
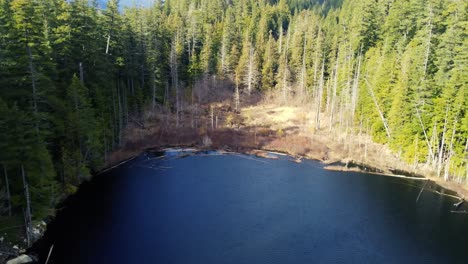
[4,141,465,263]
[108,132,468,201]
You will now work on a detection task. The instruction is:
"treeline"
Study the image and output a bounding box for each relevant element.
[0,0,169,244]
[0,0,466,244]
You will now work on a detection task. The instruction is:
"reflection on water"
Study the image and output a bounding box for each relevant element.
[32,150,468,264]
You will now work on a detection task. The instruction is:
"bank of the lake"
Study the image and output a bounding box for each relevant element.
[110,123,468,201]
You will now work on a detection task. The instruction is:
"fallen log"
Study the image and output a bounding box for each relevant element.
[454,200,464,208]
[450,210,468,214]
[434,190,462,200]
[416,181,428,203]
[45,244,54,264]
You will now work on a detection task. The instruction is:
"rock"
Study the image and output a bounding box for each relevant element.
[12,245,18,250]
[6,254,33,264]
[32,227,40,235]
[0,236,4,242]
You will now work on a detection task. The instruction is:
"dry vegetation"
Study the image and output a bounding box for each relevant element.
[107,84,468,199]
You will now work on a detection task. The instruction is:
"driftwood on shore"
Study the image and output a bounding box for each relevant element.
[374,173,429,180]
[106,147,467,213]
[325,165,429,181]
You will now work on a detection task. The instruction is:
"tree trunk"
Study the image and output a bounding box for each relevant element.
[3,164,11,217]
[282,29,291,103]
[444,120,458,181]
[416,107,435,164]
[210,105,214,130]
[246,46,255,95]
[364,78,391,139]
[106,33,111,55]
[111,83,117,147]
[351,49,362,121]
[221,35,227,76]
[437,106,449,177]
[234,79,240,112]
[21,164,32,247]
[79,62,84,85]
[315,61,324,130]
[117,79,123,146]
[152,67,156,110]
[164,81,169,109]
[170,34,180,128]
[329,51,339,131]
[299,38,307,99]
[27,45,38,116]
[423,6,433,76]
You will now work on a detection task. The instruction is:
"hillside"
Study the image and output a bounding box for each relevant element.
[0,0,466,259]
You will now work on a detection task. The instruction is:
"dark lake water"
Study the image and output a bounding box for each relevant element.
[32,150,468,263]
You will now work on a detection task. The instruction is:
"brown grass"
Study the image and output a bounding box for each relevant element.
[106,90,468,200]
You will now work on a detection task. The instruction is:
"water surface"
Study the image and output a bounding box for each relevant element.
[33,150,468,263]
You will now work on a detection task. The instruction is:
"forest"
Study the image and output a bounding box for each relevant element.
[0,0,466,247]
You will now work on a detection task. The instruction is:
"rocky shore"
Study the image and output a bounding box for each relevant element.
[1,221,46,264]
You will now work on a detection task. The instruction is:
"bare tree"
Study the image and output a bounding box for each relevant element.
[350,49,362,120]
[234,79,240,112]
[364,78,391,139]
[170,33,180,127]
[242,45,259,96]
[299,37,307,98]
[328,50,339,131]
[315,61,324,130]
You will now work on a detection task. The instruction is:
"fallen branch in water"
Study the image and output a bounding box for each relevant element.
[101,155,139,173]
[386,179,464,204]
[374,173,429,180]
[45,244,54,264]
[454,200,464,208]
[416,181,428,203]
[324,165,429,180]
[450,210,468,214]
[434,190,462,201]
[232,154,270,164]
[134,165,172,171]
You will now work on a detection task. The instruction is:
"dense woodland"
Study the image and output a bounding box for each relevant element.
[0,0,466,245]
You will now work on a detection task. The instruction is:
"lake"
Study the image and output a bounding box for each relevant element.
[31,149,468,263]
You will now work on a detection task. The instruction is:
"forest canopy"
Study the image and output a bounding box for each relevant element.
[0,0,466,244]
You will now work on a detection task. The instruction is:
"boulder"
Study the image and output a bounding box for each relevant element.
[6,254,33,264]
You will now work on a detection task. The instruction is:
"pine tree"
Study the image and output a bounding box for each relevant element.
[261,32,278,90]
